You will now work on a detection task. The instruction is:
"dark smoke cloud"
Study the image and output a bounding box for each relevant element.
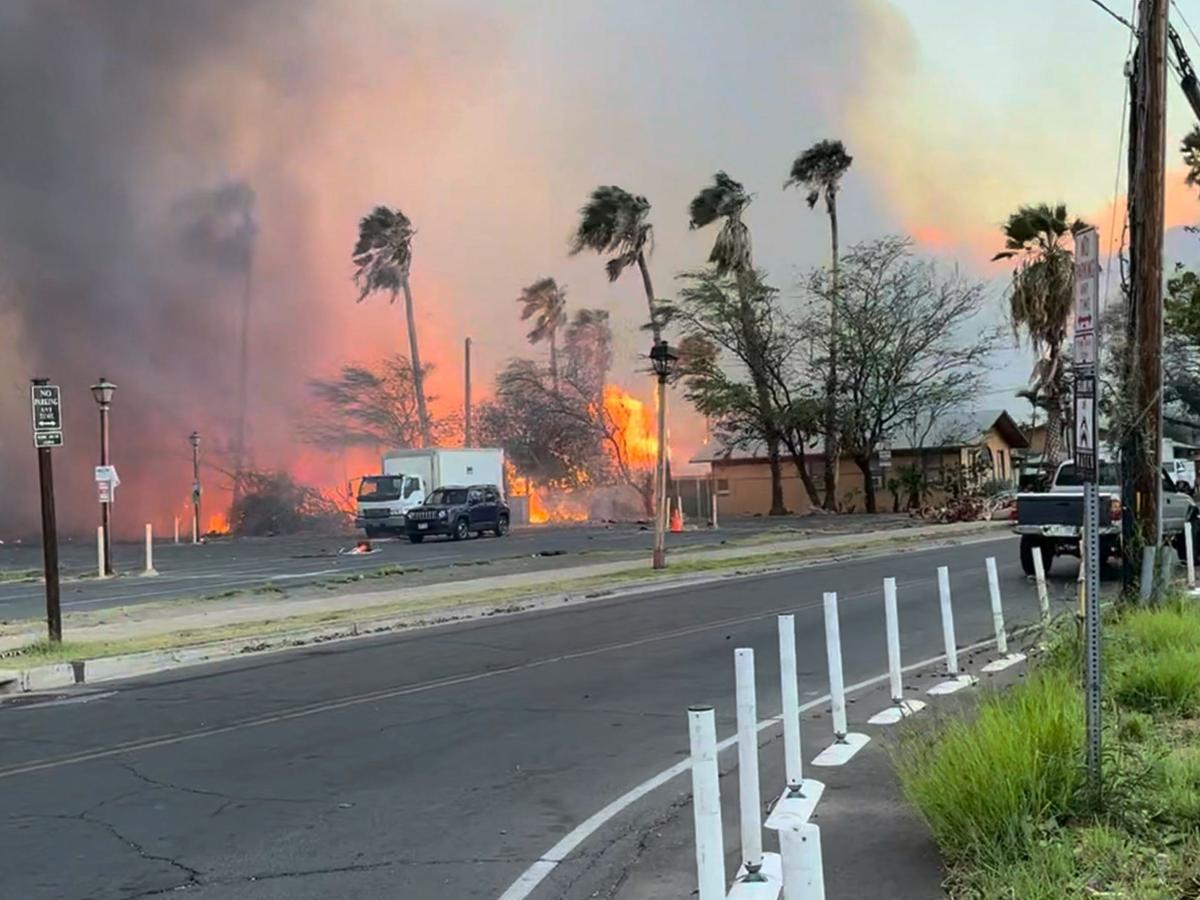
[174,181,258,273]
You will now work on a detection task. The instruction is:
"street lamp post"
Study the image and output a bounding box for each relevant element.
[190,431,202,545]
[90,378,117,576]
[650,340,678,569]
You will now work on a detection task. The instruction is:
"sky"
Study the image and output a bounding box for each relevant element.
[2,0,1200,536]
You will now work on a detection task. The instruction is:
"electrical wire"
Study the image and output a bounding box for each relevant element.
[1084,0,1135,29]
[1172,0,1200,51]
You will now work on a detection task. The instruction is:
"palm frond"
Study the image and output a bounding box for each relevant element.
[785,139,853,208]
[352,205,415,302]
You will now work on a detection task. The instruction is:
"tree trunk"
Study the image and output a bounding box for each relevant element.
[781,431,822,508]
[401,277,433,446]
[822,195,841,511]
[637,253,661,342]
[856,454,877,513]
[767,435,787,515]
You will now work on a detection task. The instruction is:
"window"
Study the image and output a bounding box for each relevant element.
[428,488,468,505]
[484,488,498,503]
[716,479,730,495]
[468,488,483,504]
[403,477,421,498]
[358,476,403,501]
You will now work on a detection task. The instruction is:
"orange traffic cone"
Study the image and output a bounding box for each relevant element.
[670,505,683,533]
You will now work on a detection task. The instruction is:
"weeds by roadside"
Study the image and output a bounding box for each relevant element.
[894,595,1200,899]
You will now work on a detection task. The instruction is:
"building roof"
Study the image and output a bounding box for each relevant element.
[689,408,1028,464]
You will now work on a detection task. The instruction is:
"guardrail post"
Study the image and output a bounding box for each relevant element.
[1032,547,1050,622]
[868,578,926,725]
[735,648,764,881]
[812,592,869,766]
[688,705,725,900]
[780,822,825,900]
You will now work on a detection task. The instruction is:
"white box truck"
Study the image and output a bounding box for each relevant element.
[354,448,505,536]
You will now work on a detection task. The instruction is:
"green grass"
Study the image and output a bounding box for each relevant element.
[1112,646,1200,716]
[0,568,39,583]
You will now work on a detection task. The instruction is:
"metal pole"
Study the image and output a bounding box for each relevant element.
[464,336,473,447]
[191,432,201,545]
[985,557,1008,655]
[1032,547,1050,623]
[822,592,848,740]
[1083,482,1102,800]
[778,615,804,795]
[36,442,62,643]
[687,705,725,900]
[1140,544,1156,602]
[937,566,959,674]
[883,577,903,704]
[99,404,112,576]
[734,648,764,880]
[653,375,668,569]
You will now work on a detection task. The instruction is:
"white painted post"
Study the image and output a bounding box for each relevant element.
[778,615,803,793]
[883,577,903,704]
[734,648,764,880]
[822,592,848,740]
[192,513,198,545]
[936,566,958,673]
[143,523,156,576]
[1186,524,1196,589]
[712,492,719,529]
[688,705,725,900]
[780,823,825,900]
[96,526,107,579]
[1032,548,1050,623]
[173,515,180,545]
[1140,545,1155,602]
[985,557,1007,654]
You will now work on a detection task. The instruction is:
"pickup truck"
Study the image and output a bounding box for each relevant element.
[1013,460,1198,575]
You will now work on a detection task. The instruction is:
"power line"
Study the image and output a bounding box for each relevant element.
[1172,0,1200,50]
[1084,0,1135,29]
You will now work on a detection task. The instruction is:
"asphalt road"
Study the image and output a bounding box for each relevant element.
[0,516,911,621]
[0,534,1062,900]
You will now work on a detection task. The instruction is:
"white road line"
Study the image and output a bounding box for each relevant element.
[495,634,1011,900]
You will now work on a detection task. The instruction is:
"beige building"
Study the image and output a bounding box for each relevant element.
[690,409,1029,516]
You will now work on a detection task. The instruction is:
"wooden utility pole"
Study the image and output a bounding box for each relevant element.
[1129,0,1168,559]
[464,337,473,447]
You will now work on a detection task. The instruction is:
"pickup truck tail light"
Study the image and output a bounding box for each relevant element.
[1110,497,1122,522]
[1008,506,1018,521]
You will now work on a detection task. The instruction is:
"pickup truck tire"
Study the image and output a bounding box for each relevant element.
[1019,536,1052,577]
[493,515,509,537]
[452,518,470,541]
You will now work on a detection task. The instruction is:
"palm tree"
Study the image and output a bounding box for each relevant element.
[993,203,1087,471]
[689,172,787,516]
[1183,126,1200,188]
[570,186,662,340]
[517,277,568,391]
[352,206,432,446]
[786,139,853,511]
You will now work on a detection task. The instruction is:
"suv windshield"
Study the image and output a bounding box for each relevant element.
[358,476,403,501]
[428,488,468,505]
[1056,463,1121,486]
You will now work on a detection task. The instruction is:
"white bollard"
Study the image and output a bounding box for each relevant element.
[96,526,107,579]
[936,566,958,673]
[143,523,157,576]
[765,616,826,829]
[780,823,825,900]
[688,706,725,900]
[734,648,764,881]
[812,593,871,766]
[1140,545,1156,602]
[174,515,180,545]
[1186,524,1196,589]
[1032,548,1050,622]
[985,557,1007,654]
[192,514,198,545]
[867,578,927,725]
[712,492,719,529]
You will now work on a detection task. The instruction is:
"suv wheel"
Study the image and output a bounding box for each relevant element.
[452,517,470,541]
[493,515,509,537]
[1019,536,1052,577]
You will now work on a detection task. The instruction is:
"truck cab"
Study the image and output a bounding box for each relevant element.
[354,474,425,537]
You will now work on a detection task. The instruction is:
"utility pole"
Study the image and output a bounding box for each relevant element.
[1127,0,1168,584]
[464,337,472,448]
[190,431,202,545]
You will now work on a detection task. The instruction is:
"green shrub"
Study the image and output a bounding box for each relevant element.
[893,670,1084,868]
[1112,647,1200,716]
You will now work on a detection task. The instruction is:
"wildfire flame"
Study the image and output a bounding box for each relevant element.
[206,512,231,535]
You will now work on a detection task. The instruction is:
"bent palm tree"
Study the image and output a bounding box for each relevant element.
[993,203,1086,471]
[570,186,662,340]
[517,277,568,392]
[352,206,432,446]
[689,172,786,515]
[786,139,852,511]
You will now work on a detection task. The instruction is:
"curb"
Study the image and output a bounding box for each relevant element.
[0,523,1013,696]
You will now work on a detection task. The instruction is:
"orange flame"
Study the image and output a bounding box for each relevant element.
[602,385,658,468]
[206,512,231,535]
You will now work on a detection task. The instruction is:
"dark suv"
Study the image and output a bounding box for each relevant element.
[404,484,510,543]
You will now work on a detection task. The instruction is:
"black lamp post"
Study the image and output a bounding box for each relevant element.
[90,377,117,575]
[650,341,678,569]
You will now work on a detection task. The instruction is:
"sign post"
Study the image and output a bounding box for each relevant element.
[30,379,63,643]
[1073,226,1102,800]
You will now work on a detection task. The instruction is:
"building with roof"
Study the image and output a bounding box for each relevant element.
[689,408,1029,516]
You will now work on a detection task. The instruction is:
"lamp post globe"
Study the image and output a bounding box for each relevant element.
[649,341,677,569]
